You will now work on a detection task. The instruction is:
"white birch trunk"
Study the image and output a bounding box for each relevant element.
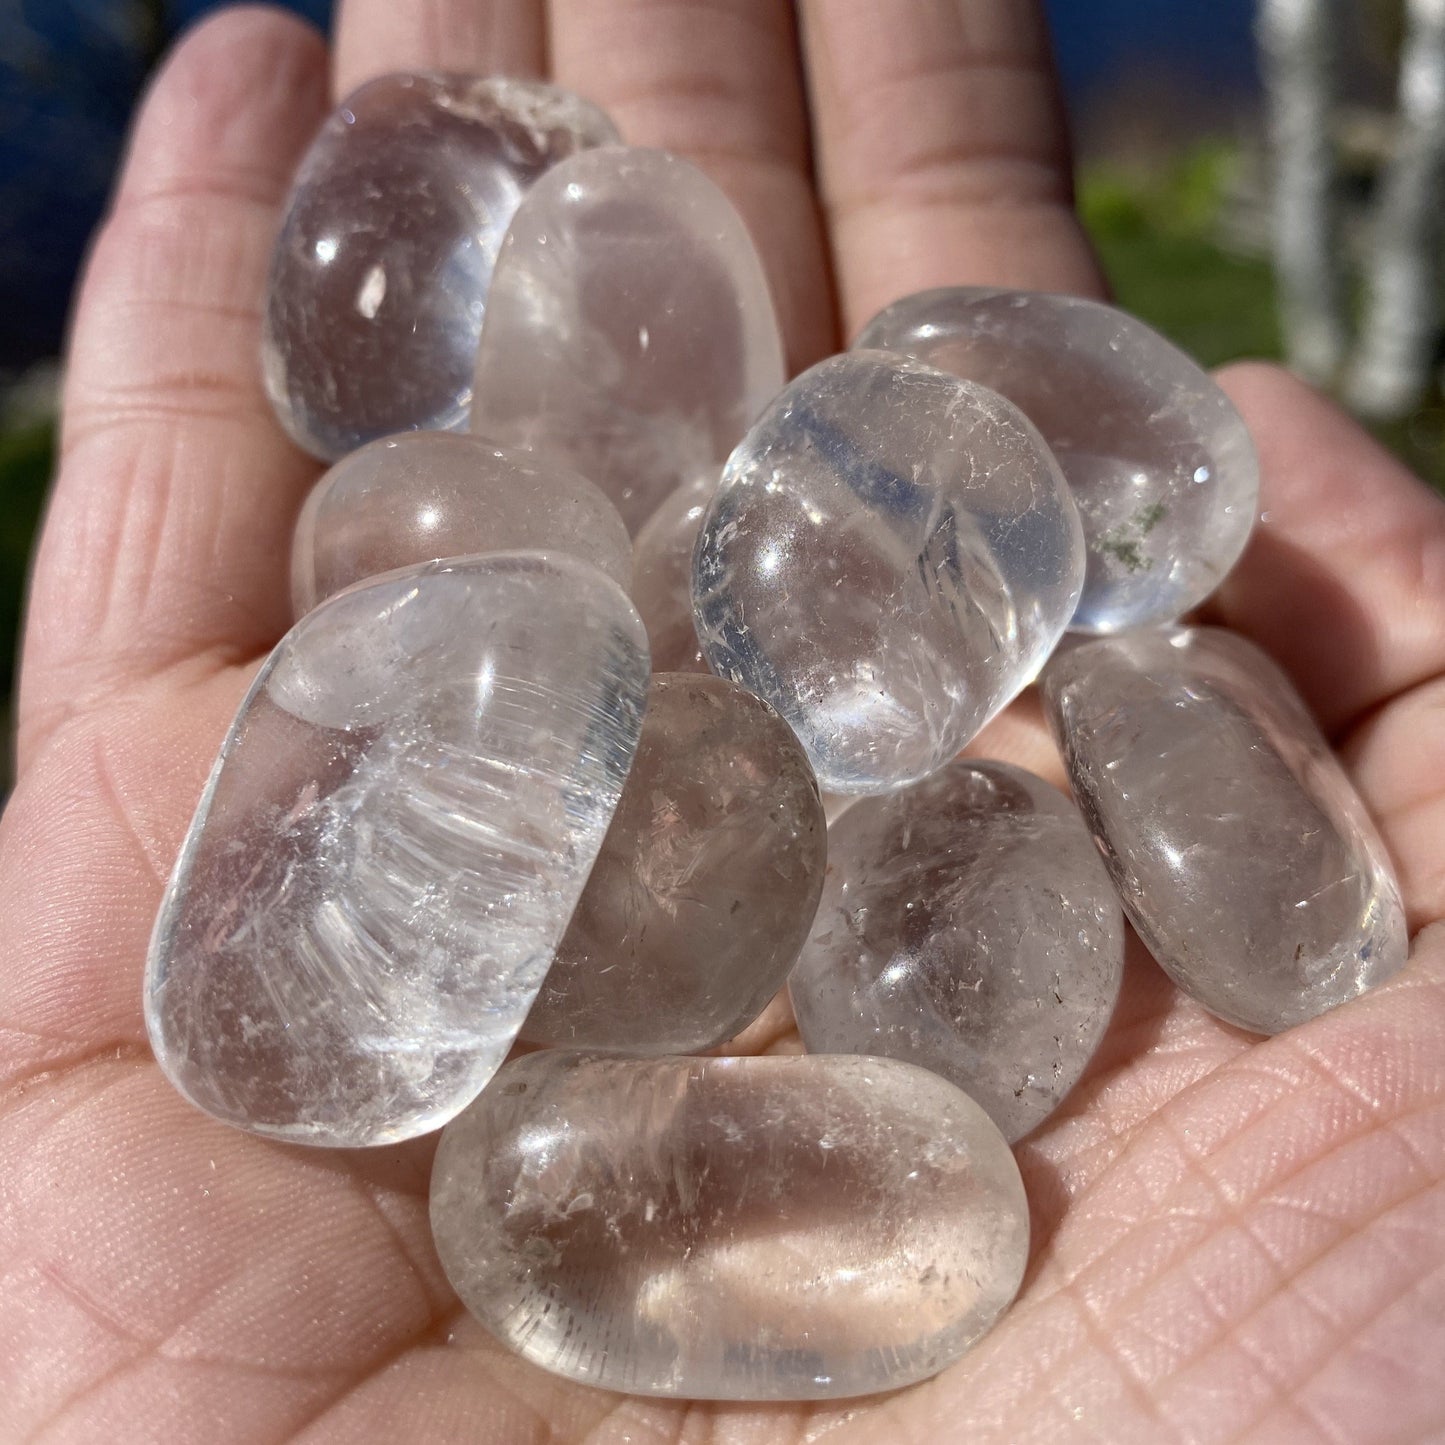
[1258,0,1347,381]
[1348,0,1445,418]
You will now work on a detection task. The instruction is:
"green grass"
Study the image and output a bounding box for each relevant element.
[1078,143,1445,489]
[1080,145,1285,369]
[0,417,54,790]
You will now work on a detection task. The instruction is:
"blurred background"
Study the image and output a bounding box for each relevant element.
[1,0,1442,790]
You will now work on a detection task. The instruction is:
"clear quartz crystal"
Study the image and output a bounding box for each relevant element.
[692,351,1085,794]
[144,554,649,1147]
[631,469,719,672]
[471,146,785,532]
[521,673,826,1052]
[291,431,632,616]
[263,74,617,461]
[430,1052,1029,1400]
[790,760,1124,1142]
[1042,627,1408,1033]
[855,288,1260,633]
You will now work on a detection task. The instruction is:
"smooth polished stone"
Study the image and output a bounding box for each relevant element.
[471,146,785,532]
[144,554,649,1147]
[790,760,1124,1142]
[630,470,717,672]
[431,1052,1029,1399]
[855,288,1259,633]
[264,74,617,461]
[692,351,1085,794]
[290,431,632,616]
[522,673,826,1052]
[1042,627,1407,1034]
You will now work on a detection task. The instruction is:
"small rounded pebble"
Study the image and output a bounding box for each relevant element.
[471,146,785,532]
[692,350,1085,794]
[263,74,616,460]
[630,470,718,672]
[430,1052,1029,1399]
[145,553,648,1147]
[790,759,1124,1142]
[522,673,826,1053]
[1042,627,1408,1033]
[290,431,633,616]
[856,288,1259,633]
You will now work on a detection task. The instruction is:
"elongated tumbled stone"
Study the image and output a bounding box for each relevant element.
[263,74,616,461]
[1042,627,1407,1034]
[290,431,632,616]
[693,351,1085,794]
[790,760,1123,1142]
[855,288,1259,633]
[144,554,649,1146]
[522,673,826,1052]
[471,146,785,532]
[631,470,717,672]
[431,1052,1029,1399]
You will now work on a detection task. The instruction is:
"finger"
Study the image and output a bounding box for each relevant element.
[548,0,836,372]
[964,691,1067,792]
[1208,362,1445,735]
[332,0,546,100]
[1346,677,1445,931]
[797,0,1105,338]
[17,9,329,767]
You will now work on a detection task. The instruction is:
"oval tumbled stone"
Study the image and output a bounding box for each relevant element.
[145,554,649,1147]
[1042,627,1407,1034]
[693,350,1085,793]
[790,760,1124,1142]
[290,431,632,616]
[521,673,826,1053]
[855,288,1259,633]
[263,74,617,460]
[430,1052,1029,1399]
[471,146,785,532]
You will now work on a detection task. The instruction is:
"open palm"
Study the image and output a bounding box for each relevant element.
[5,2,1445,1439]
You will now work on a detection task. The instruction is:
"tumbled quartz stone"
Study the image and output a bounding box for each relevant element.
[291,431,632,616]
[790,760,1124,1142]
[855,288,1260,633]
[430,1052,1029,1399]
[630,470,718,672]
[1042,627,1407,1034]
[263,74,617,461]
[522,673,826,1053]
[471,146,785,533]
[693,351,1085,794]
[144,553,649,1147]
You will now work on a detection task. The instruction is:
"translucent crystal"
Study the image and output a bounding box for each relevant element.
[263,74,617,461]
[790,761,1123,1142]
[144,554,649,1147]
[692,351,1085,794]
[1042,627,1408,1034]
[470,146,785,532]
[430,1052,1029,1399]
[631,470,718,672]
[291,431,632,616]
[522,673,826,1052]
[855,288,1259,633]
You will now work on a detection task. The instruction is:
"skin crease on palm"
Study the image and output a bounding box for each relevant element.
[2,0,1445,1438]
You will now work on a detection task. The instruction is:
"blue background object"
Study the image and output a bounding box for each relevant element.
[0,0,330,369]
[1046,0,1259,112]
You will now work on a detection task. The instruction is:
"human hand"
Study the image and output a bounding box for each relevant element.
[5,2,1444,1439]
